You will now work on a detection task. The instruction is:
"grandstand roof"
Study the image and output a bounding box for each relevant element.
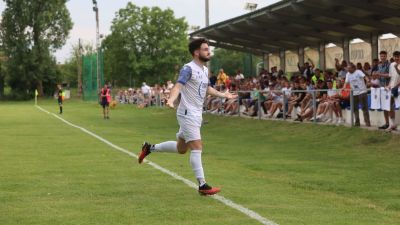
[190,0,400,55]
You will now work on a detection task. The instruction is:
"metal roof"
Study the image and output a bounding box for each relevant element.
[190,0,400,55]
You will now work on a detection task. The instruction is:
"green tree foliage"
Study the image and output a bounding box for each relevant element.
[210,48,261,77]
[0,0,72,99]
[103,3,190,87]
[59,42,95,89]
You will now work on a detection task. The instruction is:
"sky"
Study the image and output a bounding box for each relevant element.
[0,0,281,63]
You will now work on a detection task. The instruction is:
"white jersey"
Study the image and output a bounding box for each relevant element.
[389,62,400,88]
[345,70,367,96]
[370,87,381,110]
[380,87,391,111]
[176,61,209,117]
[395,90,400,108]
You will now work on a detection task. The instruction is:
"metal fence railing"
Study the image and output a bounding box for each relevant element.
[114,87,400,128]
[203,88,381,127]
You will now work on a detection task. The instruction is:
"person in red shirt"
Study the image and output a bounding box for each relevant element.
[100,84,111,119]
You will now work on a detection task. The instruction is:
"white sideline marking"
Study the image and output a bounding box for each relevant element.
[36,105,278,225]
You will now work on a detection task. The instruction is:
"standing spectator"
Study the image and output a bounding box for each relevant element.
[166,80,174,90]
[363,62,372,76]
[298,61,314,81]
[335,58,348,79]
[374,51,391,129]
[384,51,400,132]
[225,76,232,90]
[208,71,217,88]
[311,68,324,85]
[235,69,244,81]
[216,68,227,86]
[141,82,151,105]
[343,63,370,127]
[271,66,278,77]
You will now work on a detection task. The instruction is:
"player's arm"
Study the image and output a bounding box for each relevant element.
[166,65,191,108]
[206,86,237,99]
[166,83,182,108]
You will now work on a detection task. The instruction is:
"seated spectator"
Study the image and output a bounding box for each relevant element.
[287,82,306,118]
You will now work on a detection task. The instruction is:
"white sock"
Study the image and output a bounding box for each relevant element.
[190,150,206,186]
[389,118,396,127]
[152,141,178,153]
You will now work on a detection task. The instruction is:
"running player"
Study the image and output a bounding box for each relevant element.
[138,38,237,195]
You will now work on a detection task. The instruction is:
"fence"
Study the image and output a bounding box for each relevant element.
[204,88,400,128]
[82,52,104,101]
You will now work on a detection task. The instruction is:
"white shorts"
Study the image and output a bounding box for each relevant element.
[176,114,202,143]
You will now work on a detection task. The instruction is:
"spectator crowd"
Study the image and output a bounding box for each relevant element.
[112,50,400,131]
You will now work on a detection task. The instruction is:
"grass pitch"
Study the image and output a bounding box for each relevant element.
[0,99,399,225]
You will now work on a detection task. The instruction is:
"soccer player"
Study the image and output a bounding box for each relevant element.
[57,85,65,114]
[100,84,111,119]
[138,38,237,195]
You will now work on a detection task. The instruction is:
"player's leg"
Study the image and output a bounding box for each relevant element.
[186,140,220,195]
[138,126,189,164]
[106,103,110,119]
[101,102,106,119]
[60,103,63,114]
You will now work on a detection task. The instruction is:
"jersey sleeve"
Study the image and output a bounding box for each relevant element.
[358,70,365,78]
[177,65,192,85]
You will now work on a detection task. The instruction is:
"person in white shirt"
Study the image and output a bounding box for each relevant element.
[384,51,400,131]
[138,38,237,195]
[343,63,371,127]
[141,82,151,105]
[234,70,244,81]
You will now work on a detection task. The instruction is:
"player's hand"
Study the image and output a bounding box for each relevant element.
[166,100,175,109]
[224,92,238,99]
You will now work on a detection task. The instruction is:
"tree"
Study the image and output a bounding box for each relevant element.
[210,48,261,77]
[59,41,94,96]
[0,0,73,99]
[103,3,190,87]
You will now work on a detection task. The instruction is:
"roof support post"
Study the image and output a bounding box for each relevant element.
[263,53,269,72]
[298,47,304,66]
[319,42,326,71]
[370,33,379,63]
[280,49,286,72]
[342,38,350,63]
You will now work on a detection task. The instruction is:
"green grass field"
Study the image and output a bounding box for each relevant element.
[1,99,399,225]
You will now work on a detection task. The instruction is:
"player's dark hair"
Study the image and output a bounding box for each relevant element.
[189,38,209,56]
[379,50,387,55]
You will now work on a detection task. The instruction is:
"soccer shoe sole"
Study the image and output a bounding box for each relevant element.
[198,187,221,196]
